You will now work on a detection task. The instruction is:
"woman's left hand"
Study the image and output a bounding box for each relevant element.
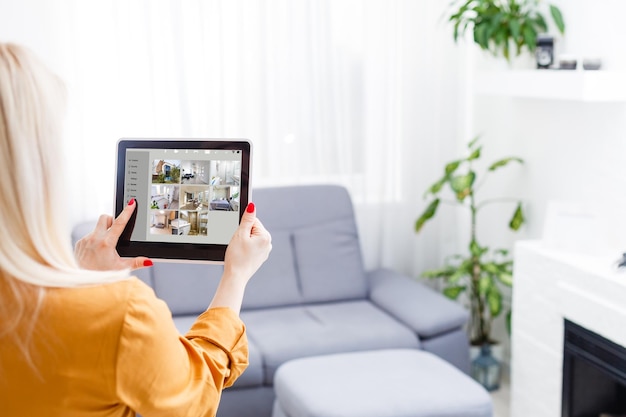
[74,199,153,271]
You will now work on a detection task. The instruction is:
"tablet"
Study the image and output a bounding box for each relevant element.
[114,139,251,263]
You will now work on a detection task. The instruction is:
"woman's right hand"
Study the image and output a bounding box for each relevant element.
[223,203,272,283]
[210,203,272,313]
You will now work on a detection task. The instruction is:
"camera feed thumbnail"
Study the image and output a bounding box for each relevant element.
[152,160,181,184]
[148,210,209,236]
[180,160,211,184]
[150,184,180,210]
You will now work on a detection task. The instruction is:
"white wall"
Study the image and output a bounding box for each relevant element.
[471,0,626,253]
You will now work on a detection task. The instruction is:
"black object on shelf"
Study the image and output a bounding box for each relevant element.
[536,35,554,69]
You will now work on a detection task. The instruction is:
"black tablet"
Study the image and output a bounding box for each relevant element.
[115,139,251,263]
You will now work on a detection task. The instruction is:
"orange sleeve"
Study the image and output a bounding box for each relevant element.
[115,280,248,417]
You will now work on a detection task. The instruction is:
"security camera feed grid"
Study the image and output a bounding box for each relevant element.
[149,158,241,237]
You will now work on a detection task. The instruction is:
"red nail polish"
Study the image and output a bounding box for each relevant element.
[128,198,135,206]
[246,202,255,213]
[143,260,153,267]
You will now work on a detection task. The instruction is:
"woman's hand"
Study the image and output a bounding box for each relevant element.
[211,202,272,313]
[223,202,272,284]
[74,199,153,271]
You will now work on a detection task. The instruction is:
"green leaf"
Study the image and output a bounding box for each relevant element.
[509,202,524,231]
[469,240,484,257]
[453,20,461,42]
[425,176,447,197]
[534,14,548,33]
[468,146,482,161]
[509,19,521,41]
[474,23,489,50]
[455,257,474,274]
[422,266,456,279]
[550,4,565,34]
[522,24,537,51]
[482,262,499,274]
[496,272,513,287]
[479,275,492,296]
[443,285,466,300]
[486,12,504,41]
[449,172,476,201]
[467,135,480,149]
[487,286,502,317]
[445,160,461,176]
[415,199,440,233]
[488,157,523,171]
[448,268,468,284]
[494,28,506,46]
[494,248,509,257]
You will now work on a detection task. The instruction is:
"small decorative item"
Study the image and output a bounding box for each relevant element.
[558,55,577,70]
[582,57,602,70]
[471,344,502,391]
[535,35,554,69]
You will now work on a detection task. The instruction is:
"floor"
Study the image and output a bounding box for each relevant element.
[490,371,511,417]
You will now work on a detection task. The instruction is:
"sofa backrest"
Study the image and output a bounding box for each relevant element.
[240,184,367,309]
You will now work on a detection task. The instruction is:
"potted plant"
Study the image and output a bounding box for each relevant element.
[414,136,525,389]
[448,0,565,61]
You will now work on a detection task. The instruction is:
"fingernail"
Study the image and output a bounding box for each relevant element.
[128,198,135,206]
[143,260,153,267]
[246,202,255,213]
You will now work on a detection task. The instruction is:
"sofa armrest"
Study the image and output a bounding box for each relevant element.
[368,268,468,339]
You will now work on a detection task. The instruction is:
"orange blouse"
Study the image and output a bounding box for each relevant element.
[0,277,248,417]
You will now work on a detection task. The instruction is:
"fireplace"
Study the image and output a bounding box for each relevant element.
[562,319,626,417]
[511,241,626,417]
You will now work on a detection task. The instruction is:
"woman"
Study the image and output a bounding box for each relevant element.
[0,43,272,416]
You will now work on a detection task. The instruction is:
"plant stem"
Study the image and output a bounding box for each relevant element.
[469,188,487,345]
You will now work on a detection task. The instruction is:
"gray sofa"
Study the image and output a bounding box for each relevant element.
[72,185,470,417]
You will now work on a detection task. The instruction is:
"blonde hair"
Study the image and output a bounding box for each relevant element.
[0,43,130,287]
[0,43,129,356]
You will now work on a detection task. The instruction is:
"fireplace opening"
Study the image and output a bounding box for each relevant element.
[562,319,626,417]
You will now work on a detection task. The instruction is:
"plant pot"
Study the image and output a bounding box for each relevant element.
[470,342,504,363]
[470,343,503,392]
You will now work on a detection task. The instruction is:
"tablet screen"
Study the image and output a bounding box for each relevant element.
[115,139,251,262]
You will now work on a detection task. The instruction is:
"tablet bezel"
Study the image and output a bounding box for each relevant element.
[114,138,251,263]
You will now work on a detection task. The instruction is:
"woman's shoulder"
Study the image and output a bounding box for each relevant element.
[46,276,160,318]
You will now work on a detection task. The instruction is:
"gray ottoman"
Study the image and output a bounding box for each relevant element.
[272,349,492,417]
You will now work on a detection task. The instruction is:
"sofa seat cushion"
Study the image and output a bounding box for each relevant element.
[173,315,264,389]
[240,300,421,384]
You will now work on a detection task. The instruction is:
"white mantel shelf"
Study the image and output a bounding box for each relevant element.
[475,70,626,102]
[511,240,626,417]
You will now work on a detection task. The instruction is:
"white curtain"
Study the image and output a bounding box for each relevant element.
[0,0,465,277]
